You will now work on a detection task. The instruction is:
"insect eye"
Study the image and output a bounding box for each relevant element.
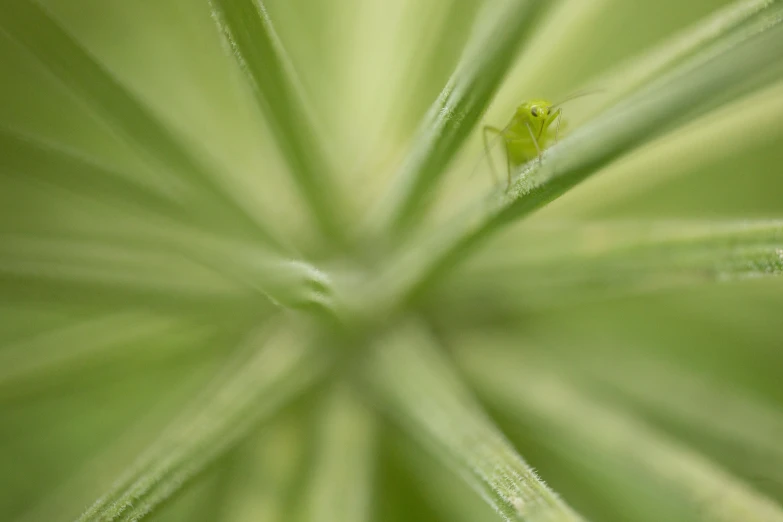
[531,107,539,117]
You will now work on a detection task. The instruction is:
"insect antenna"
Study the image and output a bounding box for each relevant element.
[551,88,605,109]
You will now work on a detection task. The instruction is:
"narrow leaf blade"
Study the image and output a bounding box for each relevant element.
[209,0,347,242]
[364,323,582,522]
[382,9,783,306]
[377,0,545,235]
[455,221,783,306]
[0,0,278,245]
[301,387,376,522]
[460,347,783,522]
[76,321,327,522]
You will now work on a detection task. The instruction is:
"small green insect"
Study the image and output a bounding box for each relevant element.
[481,92,596,189]
[482,99,562,189]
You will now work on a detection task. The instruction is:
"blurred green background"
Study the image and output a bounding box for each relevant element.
[1,0,782,521]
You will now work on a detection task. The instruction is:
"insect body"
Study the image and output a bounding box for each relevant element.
[483,99,562,189]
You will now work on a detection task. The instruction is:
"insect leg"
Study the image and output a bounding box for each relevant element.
[550,108,563,144]
[506,145,513,189]
[525,121,543,164]
[482,125,503,186]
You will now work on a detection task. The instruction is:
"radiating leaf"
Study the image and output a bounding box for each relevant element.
[364,323,582,522]
[577,354,783,491]
[0,223,336,315]
[580,0,783,123]
[0,312,212,401]
[77,321,327,522]
[541,79,783,217]
[0,128,184,222]
[388,428,500,522]
[452,221,783,307]
[14,356,232,522]
[459,346,783,522]
[209,0,348,243]
[377,0,545,235]
[301,386,376,522]
[379,8,783,307]
[219,412,309,522]
[0,0,279,246]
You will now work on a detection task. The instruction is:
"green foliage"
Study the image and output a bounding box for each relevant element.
[450,221,783,307]
[77,323,326,522]
[1,0,783,521]
[379,0,545,235]
[459,345,783,522]
[210,0,348,242]
[364,324,580,521]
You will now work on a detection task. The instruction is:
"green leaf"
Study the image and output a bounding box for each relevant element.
[0,312,211,401]
[0,233,240,293]
[219,413,309,522]
[364,323,582,522]
[389,430,501,522]
[381,7,783,306]
[377,0,545,236]
[76,321,327,522]
[209,0,348,243]
[94,223,337,311]
[453,221,783,306]
[500,10,783,221]
[0,127,292,251]
[575,354,783,489]
[15,357,231,522]
[581,0,783,123]
[0,222,336,314]
[459,346,783,522]
[301,386,376,522]
[0,128,185,224]
[543,80,783,217]
[0,0,279,246]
